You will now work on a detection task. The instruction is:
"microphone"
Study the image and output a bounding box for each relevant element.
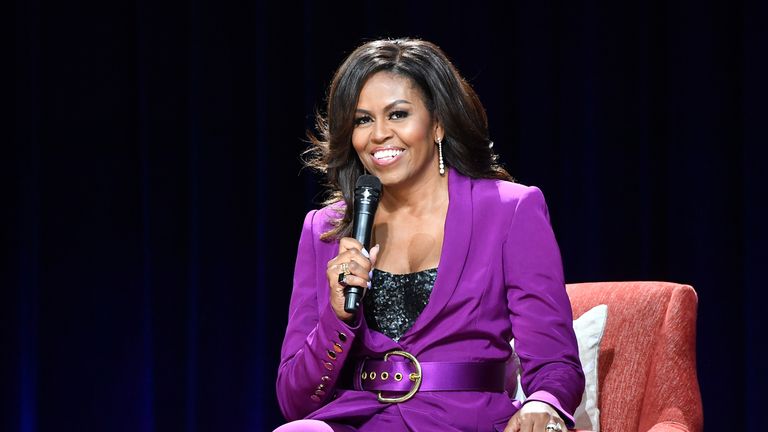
[344,175,381,314]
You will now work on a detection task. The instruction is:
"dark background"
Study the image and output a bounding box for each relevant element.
[8,0,767,430]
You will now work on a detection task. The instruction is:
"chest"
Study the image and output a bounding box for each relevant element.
[371,212,446,274]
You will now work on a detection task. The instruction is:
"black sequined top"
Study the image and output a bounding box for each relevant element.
[363,267,437,341]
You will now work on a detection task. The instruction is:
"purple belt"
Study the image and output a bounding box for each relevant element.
[353,350,506,403]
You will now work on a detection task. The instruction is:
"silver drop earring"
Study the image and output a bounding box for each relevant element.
[437,137,445,176]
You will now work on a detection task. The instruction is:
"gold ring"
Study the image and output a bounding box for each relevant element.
[340,262,351,276]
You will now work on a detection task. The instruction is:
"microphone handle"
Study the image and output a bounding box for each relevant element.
[343,286,364,313]
[351,211,375,250]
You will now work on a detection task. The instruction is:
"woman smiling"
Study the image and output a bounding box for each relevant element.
[274,38,584,432]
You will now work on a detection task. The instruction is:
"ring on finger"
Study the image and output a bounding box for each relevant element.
[340,262,351,276]
[545,422,562,432]
[338,262,351,286]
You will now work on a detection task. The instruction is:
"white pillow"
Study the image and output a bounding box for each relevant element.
[511,304,608,432]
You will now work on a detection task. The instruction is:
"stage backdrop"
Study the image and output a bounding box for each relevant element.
[8,0,767,430]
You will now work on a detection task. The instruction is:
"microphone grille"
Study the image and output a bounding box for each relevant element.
[355,175,381,191]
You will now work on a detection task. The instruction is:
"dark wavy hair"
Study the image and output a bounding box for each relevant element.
[305,38,512,240]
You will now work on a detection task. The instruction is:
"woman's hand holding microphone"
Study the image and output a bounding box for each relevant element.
[326,238,380,322]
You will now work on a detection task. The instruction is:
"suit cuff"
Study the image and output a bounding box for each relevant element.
[524,390,576,428]
[301,303,361,405]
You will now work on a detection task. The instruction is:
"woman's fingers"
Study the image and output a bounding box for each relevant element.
[330,243,373,274]
[347,258,370,280]
[369,244,380,267]
[516,414,549,432]
[337,274,368,289]
[338,237,379,273]
[338,237,364,253]
[533,416,549,432]
[519,417,534,432]
[326,238,378,321]
[503,413,519,432]
[505,402,565,432]
[328,252,370,280]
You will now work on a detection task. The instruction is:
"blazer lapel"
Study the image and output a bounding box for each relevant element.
[397,168,473,345]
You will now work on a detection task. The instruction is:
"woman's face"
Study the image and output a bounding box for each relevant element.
[351,71,443,189]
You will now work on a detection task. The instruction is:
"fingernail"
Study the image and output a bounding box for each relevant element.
[361,248,370,258]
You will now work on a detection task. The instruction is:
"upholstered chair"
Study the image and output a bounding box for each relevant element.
[566,282,703,432]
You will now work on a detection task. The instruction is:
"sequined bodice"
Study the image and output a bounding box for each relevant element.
[363,267,437,341]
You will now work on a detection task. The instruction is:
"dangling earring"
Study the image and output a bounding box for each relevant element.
[436,137,445,176]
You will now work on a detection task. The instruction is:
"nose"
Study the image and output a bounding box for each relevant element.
[371,118,392,144]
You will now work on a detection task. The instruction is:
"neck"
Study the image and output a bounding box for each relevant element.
[379,169,449,216]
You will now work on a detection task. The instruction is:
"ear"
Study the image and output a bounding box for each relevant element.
[433,120,445,142]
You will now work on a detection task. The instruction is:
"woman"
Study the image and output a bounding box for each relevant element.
[275,38,584,432]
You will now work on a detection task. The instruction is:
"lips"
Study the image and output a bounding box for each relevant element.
[371,147,405,167]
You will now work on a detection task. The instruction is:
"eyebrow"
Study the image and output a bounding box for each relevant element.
[355,99,412,114]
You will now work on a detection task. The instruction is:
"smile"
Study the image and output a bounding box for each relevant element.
[372,148,405,166]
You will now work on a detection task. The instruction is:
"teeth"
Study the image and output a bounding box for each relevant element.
[373,149,404,160]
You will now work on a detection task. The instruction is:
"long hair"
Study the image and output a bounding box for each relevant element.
[304,38,512,240]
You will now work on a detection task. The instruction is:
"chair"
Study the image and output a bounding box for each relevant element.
[566,282,703,432]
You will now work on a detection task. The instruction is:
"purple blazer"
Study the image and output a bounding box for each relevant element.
[277,168,584,431]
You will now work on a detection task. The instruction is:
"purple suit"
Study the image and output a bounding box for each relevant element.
[277,169,584,431]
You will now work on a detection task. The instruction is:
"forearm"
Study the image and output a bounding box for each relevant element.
[504,187,585,425]
[276,303,361,420]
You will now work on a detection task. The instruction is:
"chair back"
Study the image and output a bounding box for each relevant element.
[566,282,703,432]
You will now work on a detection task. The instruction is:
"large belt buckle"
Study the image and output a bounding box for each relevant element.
[377,350,422,403]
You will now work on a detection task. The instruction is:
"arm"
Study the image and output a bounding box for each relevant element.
[275,210,364,420]
[503,187,585,427]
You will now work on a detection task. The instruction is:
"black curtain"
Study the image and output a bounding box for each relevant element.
[8,1,766,430]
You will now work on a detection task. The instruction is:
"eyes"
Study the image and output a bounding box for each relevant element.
[354,110,409,126]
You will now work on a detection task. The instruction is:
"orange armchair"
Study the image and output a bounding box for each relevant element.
[566,282,703,432]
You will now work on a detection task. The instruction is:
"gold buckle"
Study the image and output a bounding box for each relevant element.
[377,350,422,403]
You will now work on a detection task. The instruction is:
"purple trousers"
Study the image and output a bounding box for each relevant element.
[274,419,361,432]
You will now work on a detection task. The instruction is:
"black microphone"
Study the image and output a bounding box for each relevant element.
[344,175,381,314]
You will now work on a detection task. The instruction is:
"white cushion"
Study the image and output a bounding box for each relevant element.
[511,304,608,431]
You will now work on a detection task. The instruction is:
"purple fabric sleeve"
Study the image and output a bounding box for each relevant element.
[503,187,585,427]
[525,390,576,426]
[276,210,362,420]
